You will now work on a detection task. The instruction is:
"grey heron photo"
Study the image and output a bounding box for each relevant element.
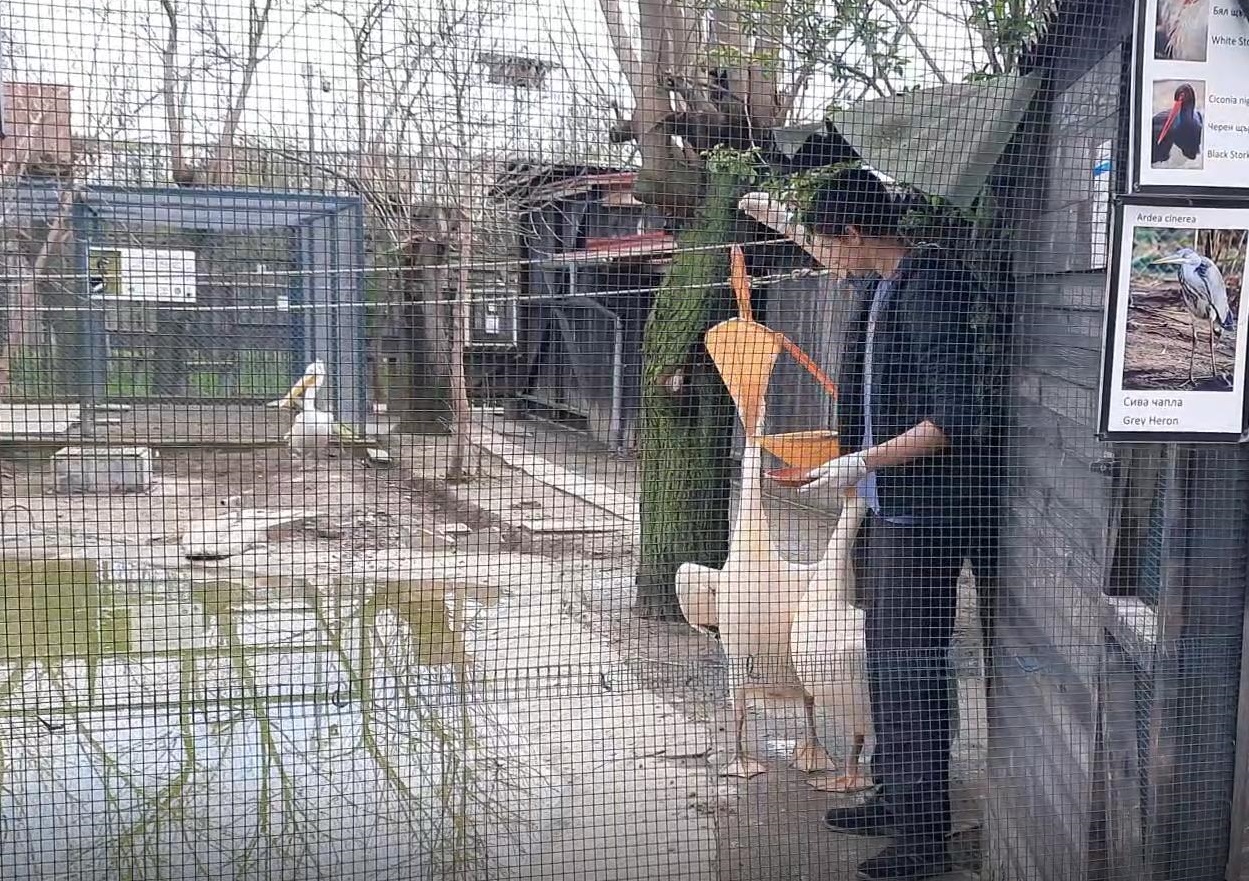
[1123,226,1245,392]
[1154,0,1210,62]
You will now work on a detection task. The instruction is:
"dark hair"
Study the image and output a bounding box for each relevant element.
[802,166,903,239]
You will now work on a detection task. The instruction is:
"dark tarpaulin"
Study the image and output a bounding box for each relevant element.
[774,74,1042,208]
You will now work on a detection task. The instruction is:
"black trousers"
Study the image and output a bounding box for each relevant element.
[856,513,968,844]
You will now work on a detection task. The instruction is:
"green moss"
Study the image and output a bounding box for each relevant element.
[634,171,745,620]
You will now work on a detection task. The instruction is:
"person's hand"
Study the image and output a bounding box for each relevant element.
[797,452,870,494]
[738,192,794,232]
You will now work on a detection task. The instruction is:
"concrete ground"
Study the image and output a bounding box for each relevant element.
[0,404,985,880]
[464,415,987,881]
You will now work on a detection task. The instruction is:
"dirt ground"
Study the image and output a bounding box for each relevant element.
[1123,284,1236,392]
[0,404,985,880]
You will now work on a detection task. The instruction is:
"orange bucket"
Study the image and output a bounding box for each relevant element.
[758,429,840,470]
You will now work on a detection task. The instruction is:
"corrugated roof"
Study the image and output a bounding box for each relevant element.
[490,161,634,203]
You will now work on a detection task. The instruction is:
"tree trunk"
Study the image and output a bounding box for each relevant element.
[446,216,473,482]
[634,171,744,620]
[393,247,454,435]
[0,186,78,400]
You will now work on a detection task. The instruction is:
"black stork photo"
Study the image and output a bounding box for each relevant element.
[1151,81,1205,169]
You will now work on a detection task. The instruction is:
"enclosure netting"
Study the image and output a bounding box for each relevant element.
[1,0,1247,878]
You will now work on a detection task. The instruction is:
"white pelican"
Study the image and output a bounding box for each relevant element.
[267,359,357,461]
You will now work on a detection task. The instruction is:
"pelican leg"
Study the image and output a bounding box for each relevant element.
[720,688,768,779]
[807,733,874,793]
[792,694,836,773]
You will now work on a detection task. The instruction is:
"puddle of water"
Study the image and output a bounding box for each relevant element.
[0,557,128,665]
[0,557,521,881]
[371,578,501,667]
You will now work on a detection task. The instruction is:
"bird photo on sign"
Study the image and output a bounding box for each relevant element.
[1124,226,1245,392]
[88,249,122,297]
[1150,80,1205,170]
[1154,0,1210,63]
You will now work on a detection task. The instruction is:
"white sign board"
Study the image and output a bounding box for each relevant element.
[1099,198,1249,441]
[1133,0,1249,191]
[1091,139,1114,267]
[88,247,197,303]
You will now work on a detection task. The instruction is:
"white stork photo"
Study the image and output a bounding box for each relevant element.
[1154,0,1210,63]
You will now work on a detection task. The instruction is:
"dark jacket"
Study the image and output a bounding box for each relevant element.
[835,246,992,524]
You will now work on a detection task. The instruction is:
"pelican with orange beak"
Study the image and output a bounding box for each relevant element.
[1152,83,1203,167]
[267,359,338,460]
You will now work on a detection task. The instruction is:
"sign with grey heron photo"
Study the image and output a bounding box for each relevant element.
[1099,197,1249,441]
[1131,0,1249,192]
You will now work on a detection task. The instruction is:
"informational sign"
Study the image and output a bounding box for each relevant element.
[1132,0,1249,191]
[87,247,197,303]
[1091,139,1114,267]
[1099,197,1249,441]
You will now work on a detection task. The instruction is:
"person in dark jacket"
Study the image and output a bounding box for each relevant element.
[739,167,989,881]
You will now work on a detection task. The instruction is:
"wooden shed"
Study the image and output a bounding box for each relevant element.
[492,163,674,451]
[756,1,1249,875]
[962,0,1249,878]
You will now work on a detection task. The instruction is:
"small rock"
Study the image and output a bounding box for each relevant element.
[52,446,153,493]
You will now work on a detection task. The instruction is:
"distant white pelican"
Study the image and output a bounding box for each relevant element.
[268,359,338,461]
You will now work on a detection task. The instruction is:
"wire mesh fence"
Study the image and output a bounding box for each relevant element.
[1,0,1248,878]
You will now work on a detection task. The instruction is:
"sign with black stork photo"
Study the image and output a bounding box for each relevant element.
[1131,0,1249,192]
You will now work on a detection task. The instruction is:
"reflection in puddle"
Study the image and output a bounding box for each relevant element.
[0,557,520,880]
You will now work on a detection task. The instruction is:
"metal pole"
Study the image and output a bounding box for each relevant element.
[570,264,624,453]
[303,62,316,177]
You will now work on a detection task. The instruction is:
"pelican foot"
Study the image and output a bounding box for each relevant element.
[719,754,769,779]
[792,738,836,773]
[806,771,875,793]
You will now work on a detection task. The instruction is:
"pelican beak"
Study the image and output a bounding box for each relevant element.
[289,373,318,399]
[1157,98,1183,145]
[265,372,318,409]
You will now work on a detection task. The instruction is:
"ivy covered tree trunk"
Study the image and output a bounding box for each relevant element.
[634,171,745,621]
